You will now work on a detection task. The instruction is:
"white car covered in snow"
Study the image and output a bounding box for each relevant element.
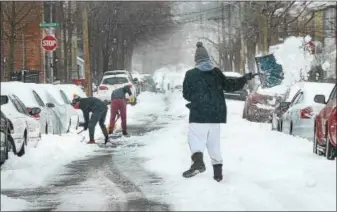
[96,74,138,105]
[27,83,79,133]
[0,94,41,156]
[280,82,335,140]
[1,82,56,134]
[55,84,87,126]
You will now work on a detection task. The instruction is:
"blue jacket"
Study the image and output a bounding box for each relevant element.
[111,85,132,100]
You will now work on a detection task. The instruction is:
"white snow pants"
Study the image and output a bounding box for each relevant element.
[188,123,223,165]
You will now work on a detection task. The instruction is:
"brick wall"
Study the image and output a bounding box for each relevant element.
[2,2,43,81]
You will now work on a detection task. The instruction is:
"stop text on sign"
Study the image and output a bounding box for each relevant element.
[41,35,57,51]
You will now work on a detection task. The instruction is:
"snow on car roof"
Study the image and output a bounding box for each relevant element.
[0,82,40,107]
[223,72,243,78]
[55,84,87,101]
[257,84,289,97]
[299,82,334,104]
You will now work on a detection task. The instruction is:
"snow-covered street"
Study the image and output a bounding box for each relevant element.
[1,91,335,211]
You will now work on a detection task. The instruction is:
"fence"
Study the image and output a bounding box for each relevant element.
[9,71,40,83]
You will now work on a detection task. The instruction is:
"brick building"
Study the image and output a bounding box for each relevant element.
[1,2,44,81]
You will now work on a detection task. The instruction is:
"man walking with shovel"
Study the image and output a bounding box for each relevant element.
[182,42,254,182]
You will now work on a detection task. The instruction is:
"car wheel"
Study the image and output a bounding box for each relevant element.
[1,132,9,164]
[76,118,79,130]
[289,122,293,135]
[326,129,335,160]
[7,134,16,155]
[67,120,71,133]
[17,133,26,157]
[45,123,48,134]
[313,127,318,154]
[242,106,247,119]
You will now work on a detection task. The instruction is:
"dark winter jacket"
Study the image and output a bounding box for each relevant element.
[111,85,132,100]
[183,67,247,123]
[79,97,107,126]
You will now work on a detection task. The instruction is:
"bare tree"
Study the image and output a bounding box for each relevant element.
[2,1,41,79]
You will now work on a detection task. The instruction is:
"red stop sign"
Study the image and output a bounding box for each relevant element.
[41,35,57,51]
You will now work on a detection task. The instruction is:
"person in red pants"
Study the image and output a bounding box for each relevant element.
[109,85,132,136]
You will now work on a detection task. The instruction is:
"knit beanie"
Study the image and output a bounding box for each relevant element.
[194,42,210,63]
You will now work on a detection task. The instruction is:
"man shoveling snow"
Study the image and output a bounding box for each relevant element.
[72,95,109,144]
[182,42,254,182]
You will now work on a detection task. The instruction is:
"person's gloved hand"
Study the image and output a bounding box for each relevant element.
[244,73,254,81]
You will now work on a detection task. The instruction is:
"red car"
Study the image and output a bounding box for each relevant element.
[313,84,337,160]
[242,84,284,123]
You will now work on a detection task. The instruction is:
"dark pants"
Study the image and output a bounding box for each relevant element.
[88,107,108,141]
[110,99,127,133]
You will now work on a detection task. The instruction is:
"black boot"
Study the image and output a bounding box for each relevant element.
[213,164,223,182]
[182,152,206,178]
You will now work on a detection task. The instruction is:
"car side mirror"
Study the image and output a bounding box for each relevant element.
[280,102,290,110]
[46,103,55,108]
[0,95,9,105]
[314,94,326,104]
[31,107,41,115]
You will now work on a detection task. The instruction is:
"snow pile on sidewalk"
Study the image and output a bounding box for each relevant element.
[135,92,336,211]
[1,195,31,211]
[1,133,94,190]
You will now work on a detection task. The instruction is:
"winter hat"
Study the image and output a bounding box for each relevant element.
[194,42,210,63]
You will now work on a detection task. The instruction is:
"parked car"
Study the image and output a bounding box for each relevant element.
[96,74,138,105]
[140,75,156,92]
[242,84,286,123]
[271,83,302,131]
[55,84,87,126]
[0,110,12,164]
[223,72,249,101]
[313,84,337,160]
[1,82,56,134]
[280,82,334,140]
[27,83,79,133]
[103,70,139,95]
[0,94,41,157]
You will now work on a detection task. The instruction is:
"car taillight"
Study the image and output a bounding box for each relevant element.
[128,84,132,88]
[99,85,108,90]
[300,107,313,119]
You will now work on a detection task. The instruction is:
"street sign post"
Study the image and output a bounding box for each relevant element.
[41,35,57,52]
[39,22,60,28]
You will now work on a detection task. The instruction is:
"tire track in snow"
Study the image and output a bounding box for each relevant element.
[1,123,170,211]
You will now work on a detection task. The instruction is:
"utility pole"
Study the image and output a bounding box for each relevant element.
[71,1,78,81]
[239,2,246,74]
[49,2,54,83]
[82,3,92,96]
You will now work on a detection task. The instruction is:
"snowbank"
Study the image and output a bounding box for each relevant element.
[1,195,31,211]
[135,92,336,211]
[274,36,314,85]
[1,133,94,189]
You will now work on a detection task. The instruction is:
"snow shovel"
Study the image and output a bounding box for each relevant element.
[106,111,121,133]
